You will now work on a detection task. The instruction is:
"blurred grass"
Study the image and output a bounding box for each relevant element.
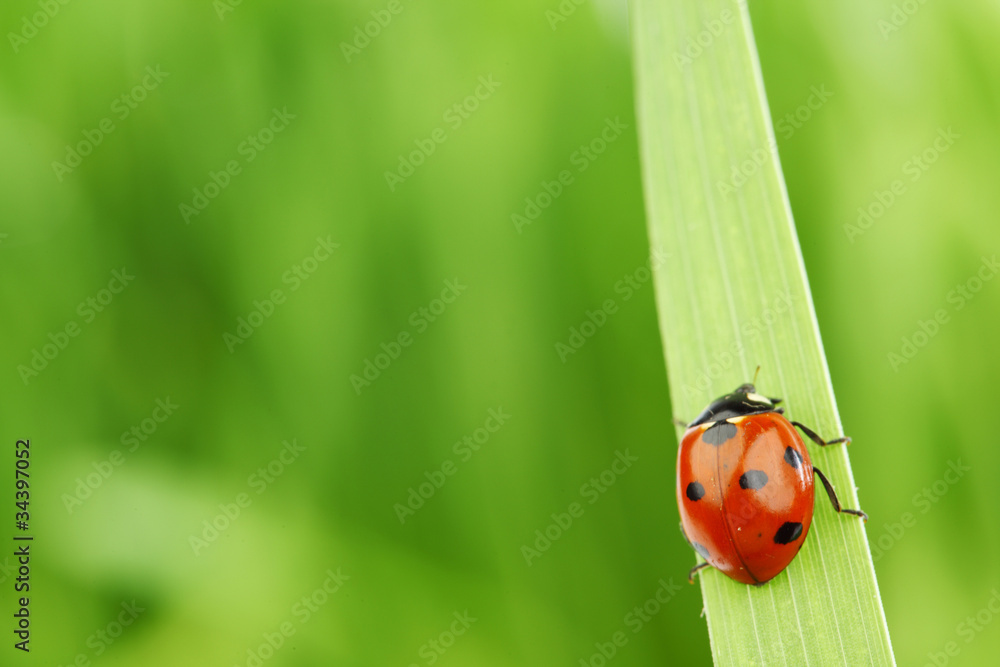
[0,1,999,666]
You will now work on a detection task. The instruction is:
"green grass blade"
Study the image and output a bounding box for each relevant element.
[628,1,897,664]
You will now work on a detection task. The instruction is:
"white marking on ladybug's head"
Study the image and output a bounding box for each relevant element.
[701,416,746,431]
[745,392,772,406]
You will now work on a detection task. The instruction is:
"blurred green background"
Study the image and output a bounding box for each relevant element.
[1,0,999,665]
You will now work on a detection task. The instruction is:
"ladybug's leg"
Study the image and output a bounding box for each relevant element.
[688,562,711,584]
[791,421,851,447]
[813,466,868,523]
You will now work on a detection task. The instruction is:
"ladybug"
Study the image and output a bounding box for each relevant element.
[676,379,866,586]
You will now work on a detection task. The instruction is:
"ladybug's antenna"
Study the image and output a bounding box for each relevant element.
[752,365,761,387]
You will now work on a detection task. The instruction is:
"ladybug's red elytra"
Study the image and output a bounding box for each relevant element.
[676,380,866,586]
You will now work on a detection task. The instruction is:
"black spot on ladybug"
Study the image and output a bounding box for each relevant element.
[757,532,762,538]
[686,481,706,501]
[693,542,711,559]
[774,522,803,544]
[702,421,737,446]
[739,470,769,490]
[784,446,803,469]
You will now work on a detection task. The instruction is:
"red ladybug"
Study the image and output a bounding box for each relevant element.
[676,380,866,585]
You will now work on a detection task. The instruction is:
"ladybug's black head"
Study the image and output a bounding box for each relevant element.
[688,383,781,427]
